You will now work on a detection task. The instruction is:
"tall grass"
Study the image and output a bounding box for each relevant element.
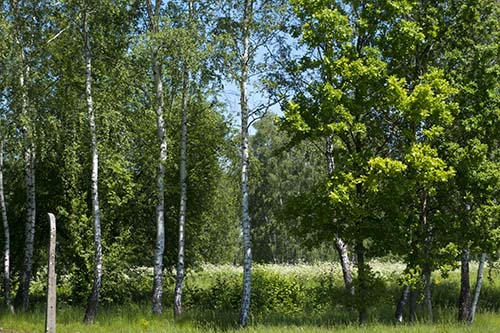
[3,308,500,333]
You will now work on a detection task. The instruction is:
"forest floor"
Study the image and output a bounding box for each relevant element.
[1,261,499,332]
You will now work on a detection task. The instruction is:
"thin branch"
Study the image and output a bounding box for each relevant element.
[46,25,70,44]
[247,95,285,129]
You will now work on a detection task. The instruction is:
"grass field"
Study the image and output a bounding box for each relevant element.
[1,261,500,332]
[3,307,500,333]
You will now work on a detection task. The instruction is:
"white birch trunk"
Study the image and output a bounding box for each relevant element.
[174,65,189,318]
[239,0,253,327]
[13,0,36,310]
[469,253,487,323]
[83,11,102,324]
[147,0,167,315]
[0,141,11,310]
[395,285,410,323]
[326,136,353,295]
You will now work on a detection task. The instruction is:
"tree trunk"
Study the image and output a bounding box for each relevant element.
[334,236,353,294]
[174,61,190,318]
[356,243,368,325]
[13,0,36,309]
[458,249,471,322]
[83,11,102,324]
[326,136,353,294]
[469,253,486,323]
[16,137,36,312]
[239,0,253,327]
[419,190,433,322]
[147,0,167,315]
[395,285,410,323]
[0,141,11,310]
[423,264,433,322]
[409,288,417,322]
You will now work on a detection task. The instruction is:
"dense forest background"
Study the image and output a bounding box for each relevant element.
[1,0,500,328]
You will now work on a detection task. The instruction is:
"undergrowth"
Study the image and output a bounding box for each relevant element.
[2,261,500,332]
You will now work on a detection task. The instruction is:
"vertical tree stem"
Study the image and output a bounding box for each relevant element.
[83,9,102,324]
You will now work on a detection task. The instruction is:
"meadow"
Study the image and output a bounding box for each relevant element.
[2,261,500,332]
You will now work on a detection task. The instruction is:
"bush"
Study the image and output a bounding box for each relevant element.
[188,264,316,314]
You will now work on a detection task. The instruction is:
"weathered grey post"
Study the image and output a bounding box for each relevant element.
[45,213,56,333]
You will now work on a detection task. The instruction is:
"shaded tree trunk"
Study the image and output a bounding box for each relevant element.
[83,11,102,324]
[423,264,433,322]
[395,285,410,323]
[409,288,417,322]
[174,59,190,318]
[458,249,471,322]
[146,0,168,315]
[12,0,36,311]
[356,243,368,325]
[239,0,253,327]
[420,190,433,322]
[0,141,11,310]
[469,253,486,323]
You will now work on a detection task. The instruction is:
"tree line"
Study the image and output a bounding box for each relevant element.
[0,0,500,328]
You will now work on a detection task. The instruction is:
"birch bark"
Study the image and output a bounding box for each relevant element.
[325,136,353,295]
[395,285,410,323]
[469,253,487,323]
[0,141,11,309]
[12,0,36,311]
[83,10,103,324]
[146,0,168,315]
[174,61,190,318]
[239,0,253,327]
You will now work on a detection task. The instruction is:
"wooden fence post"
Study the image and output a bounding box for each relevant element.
[45,213,57,333]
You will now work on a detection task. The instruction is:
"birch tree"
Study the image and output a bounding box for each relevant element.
[173,0,195,317]
[238,0,252,326]
[438,0,500,322]
[11,0,37,312]
[216,0,288,325]
[469,253,487,323]
[82,7,103,324]
[145,0,168,315]
[0,10,11,310]
[0,139,10,310]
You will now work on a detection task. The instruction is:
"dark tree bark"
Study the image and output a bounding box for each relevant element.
[458,249,471,322]
[419,190,433,322]
[409,288,418,322]
[423,264,433,322]
[356,243,368,325]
